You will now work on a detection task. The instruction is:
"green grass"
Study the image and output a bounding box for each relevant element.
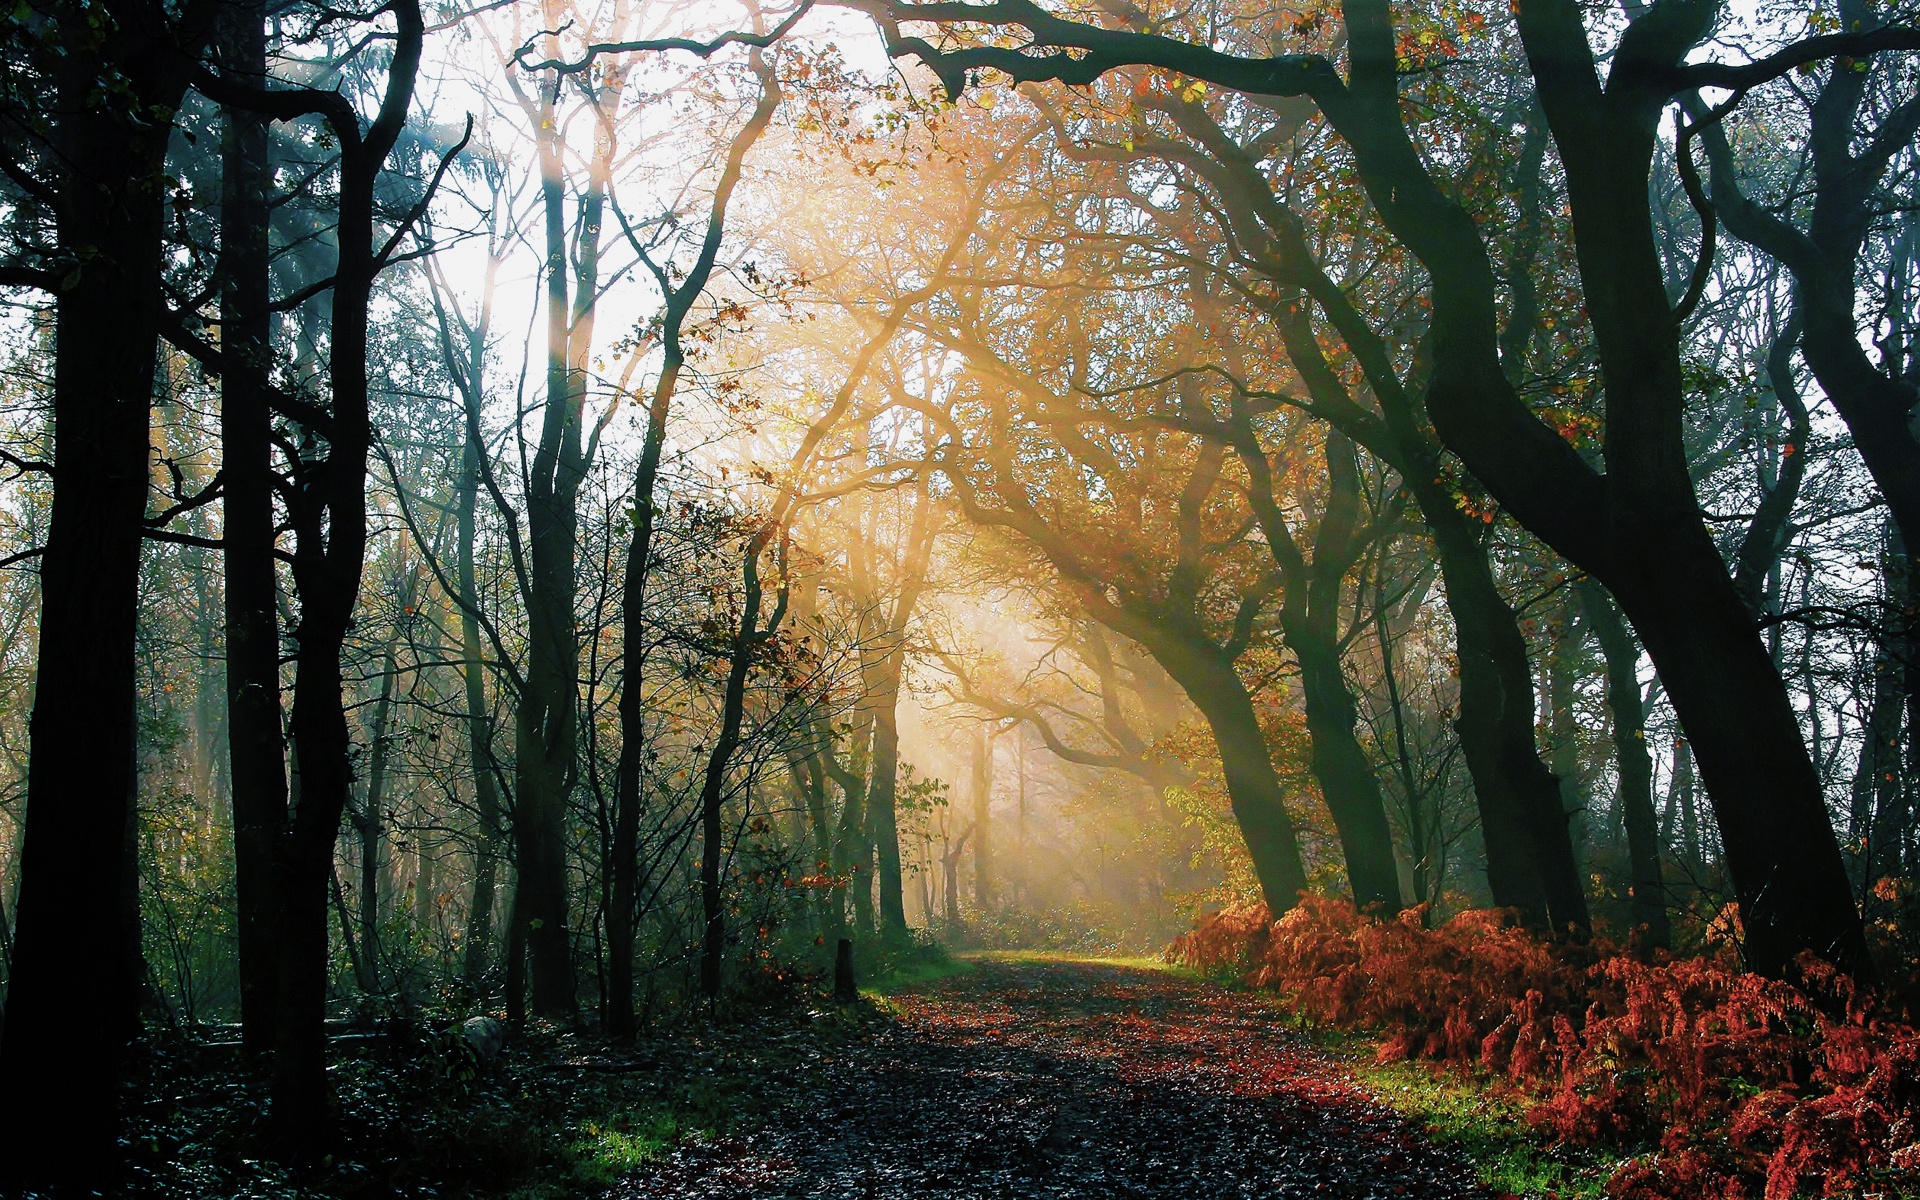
[565,1107,684,1186]
[1349,1053,1618,1199]
[959,948,1195,975]
[862,954,976,994]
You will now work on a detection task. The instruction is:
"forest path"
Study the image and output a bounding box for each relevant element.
[613,957,1494,1199]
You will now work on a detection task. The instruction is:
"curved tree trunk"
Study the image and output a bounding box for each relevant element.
[1288,624,1402,912]
[1149,633,1310,912]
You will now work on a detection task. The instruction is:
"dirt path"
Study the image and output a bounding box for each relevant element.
[614,958,1494,1199]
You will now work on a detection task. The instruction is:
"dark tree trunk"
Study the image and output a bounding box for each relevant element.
[941,826,969,926]
[1506,0,1866,979]
[1290,628,1402,912]
[1289,306,1584,930]
[833,746,872,937]
[1581,582,1669,947]
[1847,525,1909,889]
[1545,613,1589,861]
[1148,633,1310,912]
[505,889,528,1027]
[351,647,399,992]
[1141,94,1585,930]
[458,436,503,987]
[196,9,425,1157]
[606,54,776,1032]
[217,0,288,1061]
[509,43,629,1021]
[0,4,206,1186]
[0,177,155,1189]
[1222,379,1402,915]
[1732,310,1810,617]
[865,652,910,939]
[606,341,672,1034]
[698,536,787,999]
[1672,736,1699,872]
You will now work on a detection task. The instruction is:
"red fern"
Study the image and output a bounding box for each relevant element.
[1171,900,1920,1198]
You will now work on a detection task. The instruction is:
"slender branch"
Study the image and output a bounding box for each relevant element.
[375,114,474,271]
[514,0,816,73]
[1663,26,1920,91]
[144,530,225,550]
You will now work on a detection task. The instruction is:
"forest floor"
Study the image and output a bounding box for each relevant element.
[128,955,1598,1198]
[606,956,1519,1200]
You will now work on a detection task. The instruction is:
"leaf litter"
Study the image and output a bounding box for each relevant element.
[609,959,1495,1199]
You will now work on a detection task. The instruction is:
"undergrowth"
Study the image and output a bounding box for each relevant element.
[1170,898,1920,1200]
[118,998,886,1199]
[1356,1053,1617,1199]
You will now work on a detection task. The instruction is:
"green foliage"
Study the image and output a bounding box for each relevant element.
[949,898,1191,958]
[862,944,974,994]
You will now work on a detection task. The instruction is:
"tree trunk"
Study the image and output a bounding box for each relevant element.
[458,432,502,987]
[942,827,969,926]
[1672,735,1699,872]
[1545,612,1589,862]
[217,0,289,1061]
[604,47,775,1034]
[1871,531,1913,885]
[1148,633,1309,912]
[864,650,910,939]
[972,725,992,911]
[227,9,422,1157]
[1289,626,1402,912]
[1245,228,1586,932]
[511,44,620,1022]
[1229,407,1401,915]
[698,537,785,999]
[1507,0,1867,980]
[352,647,399,992]
[505,888,528,1027]
[1581,582,1669,947]
[0,7,200,1185]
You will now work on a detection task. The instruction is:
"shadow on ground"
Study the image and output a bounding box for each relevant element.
[610,959,1493,1199]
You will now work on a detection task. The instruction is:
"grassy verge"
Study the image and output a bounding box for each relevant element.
[959,947,1205,978]
[1166,968,1617,1199]
[1349,1052,1619,1200]
[863,954,975,994]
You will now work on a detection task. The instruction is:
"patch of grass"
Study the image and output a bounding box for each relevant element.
[847,930,962,992]
[566,1106,683,1185]
[863,954,975,994]
[1352,1059,1619,1200]
[962,948,1209,981]
[1184,981,1615,1198]
[867,956,975,990]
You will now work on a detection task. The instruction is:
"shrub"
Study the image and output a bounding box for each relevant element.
[1170,898,1920,1199]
